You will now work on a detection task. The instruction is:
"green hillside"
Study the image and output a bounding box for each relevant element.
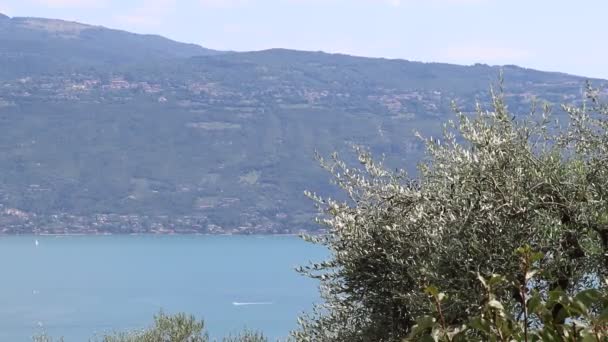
[0,14,604,234]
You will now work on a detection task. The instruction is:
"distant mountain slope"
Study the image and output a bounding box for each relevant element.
[0,15,605,234]
[184,48,594,99]
[0,13,220,78]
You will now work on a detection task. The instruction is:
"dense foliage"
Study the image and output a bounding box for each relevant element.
[407,246,608,341]
[295,84,608,341]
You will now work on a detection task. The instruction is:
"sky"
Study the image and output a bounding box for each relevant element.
[1,0,606,79]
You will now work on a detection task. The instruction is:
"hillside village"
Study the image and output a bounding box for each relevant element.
[0,70,597,235]
[0,70,591,115]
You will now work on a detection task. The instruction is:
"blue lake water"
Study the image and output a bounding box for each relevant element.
[0,235,327,341]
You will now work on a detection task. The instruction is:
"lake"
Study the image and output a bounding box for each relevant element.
[0,235,327,341]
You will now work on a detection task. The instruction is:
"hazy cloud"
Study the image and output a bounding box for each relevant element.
[386,0,488,6]
[441,44,532,64]
[0,3,12,14]
[113,0,175,29]
[198,0,250,8]
[29,0,108,8]
[286,0,488,7]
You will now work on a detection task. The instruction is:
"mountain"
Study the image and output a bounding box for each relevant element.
[0,14,221,78]
[0,15,605,234]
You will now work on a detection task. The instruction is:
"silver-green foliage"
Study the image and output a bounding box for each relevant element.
[32,334,64,342]
[294,84,608,341]
[95,311,207,342]
[407,246,608,341]
[33,311,270,342]
[221,329,268,342]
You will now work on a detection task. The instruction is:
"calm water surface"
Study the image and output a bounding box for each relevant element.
[0,235,326,341]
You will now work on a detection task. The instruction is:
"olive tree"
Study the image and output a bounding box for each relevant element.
[95,311,208,342]
[407,246,608,341]
[294,84,608,342]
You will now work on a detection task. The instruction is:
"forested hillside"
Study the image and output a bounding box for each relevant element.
[0,13,605,234]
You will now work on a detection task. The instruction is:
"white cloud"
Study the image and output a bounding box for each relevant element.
[29,0,108,8]
[113,0,175,29]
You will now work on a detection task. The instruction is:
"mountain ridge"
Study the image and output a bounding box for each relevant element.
[0,13,221,79]
[0,13,598,80]
[0,14,605,234]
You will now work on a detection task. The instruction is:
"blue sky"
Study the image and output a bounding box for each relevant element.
[1,0,606,79]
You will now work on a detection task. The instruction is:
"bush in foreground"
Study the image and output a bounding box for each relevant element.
[33,311,268,342]
[295,83,608,341]
[407,246,608,341]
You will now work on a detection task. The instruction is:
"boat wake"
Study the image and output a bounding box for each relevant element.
[232,301,273,306]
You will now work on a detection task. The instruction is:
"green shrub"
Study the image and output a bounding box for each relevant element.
[221,329,268,342]
[407,246,608,341]
[294,83,608,341]
[32,334,64,342]
[95,311,207,342]
[33,311,269,342]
